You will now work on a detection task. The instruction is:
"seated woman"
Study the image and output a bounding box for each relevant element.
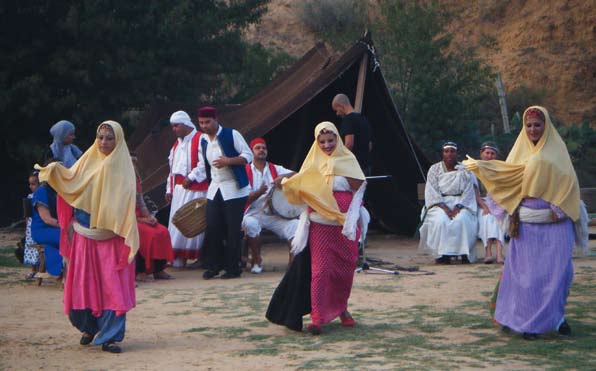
[30,167,63,278]
[132,153,174,281]
[267,122,368,335]
[44,120,82,168]
[474,142,506,264]
[23,171,40,278]
[418,141,478,264]
[36,120,137,353]
[465,106,588,339]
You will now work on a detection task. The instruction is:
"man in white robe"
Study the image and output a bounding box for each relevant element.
[419,141,478,263]
[166,111,208,268]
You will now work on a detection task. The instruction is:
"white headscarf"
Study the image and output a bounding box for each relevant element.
[169,111,195,129]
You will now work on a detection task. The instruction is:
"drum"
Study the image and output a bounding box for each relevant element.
[267,188,306,219]
[172,197,207,237]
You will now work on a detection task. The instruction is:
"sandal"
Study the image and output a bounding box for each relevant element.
[339,311,356,327]
[25,271,37,279]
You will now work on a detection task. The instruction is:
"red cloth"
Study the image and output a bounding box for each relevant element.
[137,221,174,272]
[64,233,135,317]
[309,191,359,324]
[56,195,73,259]
[173,248,200,261]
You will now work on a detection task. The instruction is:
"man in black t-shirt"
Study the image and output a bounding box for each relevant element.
[331,94,372,174]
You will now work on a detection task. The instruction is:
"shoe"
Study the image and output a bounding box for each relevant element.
[220,272,241,279]
[435,256,450,265]
[202,270,219,280]
[186,260,202,270]
[153,271,172,280]
[461,255,470,264]
[101,343,122,353]
[251,264,263,274]
[306,323,322,335]
[496,258,505,265]
[522,332,538,340]
[80,333,94,345]
[558,321,571,336]
[484,257,494,264]
[339,311,356,327]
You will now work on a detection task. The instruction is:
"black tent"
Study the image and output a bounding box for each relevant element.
[130,34,430,234]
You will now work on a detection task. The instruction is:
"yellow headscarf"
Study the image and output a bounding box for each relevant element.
[282,121,365,225]
[463,106,580,220]
[36,120,139,262]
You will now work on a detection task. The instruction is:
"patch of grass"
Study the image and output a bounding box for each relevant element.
[183,327,210,333]
[0,245,22,267]
[356,284,396,293]
[170,310,193,316]
[220,326,250,338]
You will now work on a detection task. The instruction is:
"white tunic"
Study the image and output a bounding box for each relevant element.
[419,162,478,261]
[166,129,207,255]
[242,162,297,240]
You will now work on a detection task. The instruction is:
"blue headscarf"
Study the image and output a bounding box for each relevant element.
[50,120,82,168]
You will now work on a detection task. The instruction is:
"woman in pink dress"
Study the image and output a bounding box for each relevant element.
[37,120,138,353]
[267,121,367,335]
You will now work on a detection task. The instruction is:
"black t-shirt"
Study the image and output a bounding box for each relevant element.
[340,112,371,174]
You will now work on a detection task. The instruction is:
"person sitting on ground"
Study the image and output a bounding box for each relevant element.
[242,138,297,274]
[418,141,478,264]
[474,142,506,264]
[30,163,63,279]
[132,153,174,281]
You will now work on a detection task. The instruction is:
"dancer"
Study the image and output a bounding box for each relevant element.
[464,106,588,339]
[36,120,137,353]
[267,121,367,335]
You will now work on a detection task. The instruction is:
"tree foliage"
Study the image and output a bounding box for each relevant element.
[373,1,494,161]
[0,0,272,225]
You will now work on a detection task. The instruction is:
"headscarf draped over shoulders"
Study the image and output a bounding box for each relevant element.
[282,121,365,225]
[463,106,580,220]
[36,120,139,262]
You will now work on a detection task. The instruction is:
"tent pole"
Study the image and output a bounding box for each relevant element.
[354,53,368,113]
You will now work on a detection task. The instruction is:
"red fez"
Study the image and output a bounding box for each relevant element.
[524,108,545,122]
[197,106,217,118]
[250,137,266,149]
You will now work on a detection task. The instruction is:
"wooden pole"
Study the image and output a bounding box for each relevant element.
[354,53,368,113]
[496,72,510,133]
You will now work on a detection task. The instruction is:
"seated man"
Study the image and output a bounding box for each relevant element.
[242,138,297,273]
[418,141,478,264]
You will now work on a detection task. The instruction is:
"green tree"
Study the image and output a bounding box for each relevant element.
[373,1,494,160]
[0,0,271,225]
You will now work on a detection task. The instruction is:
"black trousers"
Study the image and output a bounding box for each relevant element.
[202,190,247,275]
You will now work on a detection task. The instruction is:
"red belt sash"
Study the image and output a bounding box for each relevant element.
[173,174,208,192]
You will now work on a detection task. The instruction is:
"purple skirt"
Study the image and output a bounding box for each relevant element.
[494,198,574,334]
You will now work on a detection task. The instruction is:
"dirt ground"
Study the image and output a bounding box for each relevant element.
[1,230,595,371]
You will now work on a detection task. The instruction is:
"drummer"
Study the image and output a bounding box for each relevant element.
[242,138,297,274]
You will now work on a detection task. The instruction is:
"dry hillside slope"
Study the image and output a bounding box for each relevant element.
[245,0,595,125]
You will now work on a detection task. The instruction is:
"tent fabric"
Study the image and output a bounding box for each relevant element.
[131,34,430,234]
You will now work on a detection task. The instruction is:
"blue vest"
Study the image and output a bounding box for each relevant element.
[201,127,249,189]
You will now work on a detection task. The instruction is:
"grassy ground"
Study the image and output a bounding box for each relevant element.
[1,233,595,370]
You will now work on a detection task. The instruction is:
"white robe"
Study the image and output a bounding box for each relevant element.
[166,130,206,261]
[419,162,478,261]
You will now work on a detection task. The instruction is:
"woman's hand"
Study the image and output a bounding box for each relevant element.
[37,205,59,228]
[346,177,364,192]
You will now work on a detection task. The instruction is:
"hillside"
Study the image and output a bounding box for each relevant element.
[244,0,595,125]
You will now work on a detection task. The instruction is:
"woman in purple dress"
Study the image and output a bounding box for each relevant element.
[464,106,585,340]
